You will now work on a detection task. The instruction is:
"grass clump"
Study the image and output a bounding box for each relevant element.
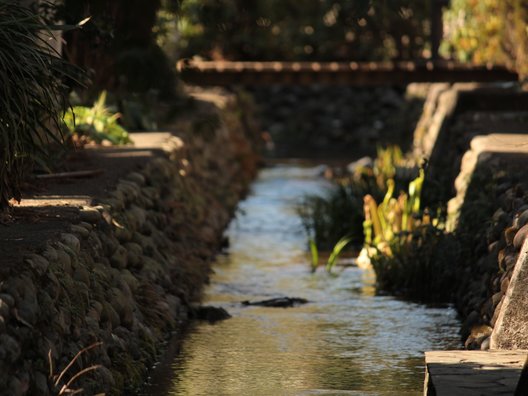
[0,1,76,209]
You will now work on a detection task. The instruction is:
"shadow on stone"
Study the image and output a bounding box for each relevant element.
[190,305,232,323]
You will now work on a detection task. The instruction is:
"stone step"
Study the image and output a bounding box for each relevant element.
[424,350,528,396]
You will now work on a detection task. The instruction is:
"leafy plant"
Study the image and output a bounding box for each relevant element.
[362,169,457,301]
[308,234,353,273]
[298,146,408,254]
[308,238,319,272]
[442,0,528,78]
[63,91,131,145]
[363,168,427,248]
[298,182,367,253]
[0,1,76,209]
[325,235,353,273]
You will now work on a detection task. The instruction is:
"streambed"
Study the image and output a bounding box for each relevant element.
[148,164,460,395]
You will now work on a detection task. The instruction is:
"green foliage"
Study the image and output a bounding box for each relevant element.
[179,0,431,61]
[63,92,131,145]
[325,235,354,273]
[298,146,407,253]
[0,1,74,209]
[59,0,180,98]
[308,235,353,273]
[442,0,528,78]
[442,0,504,63]
[371,145,406,192]
[363,168,428,248]
[299,144,457,300]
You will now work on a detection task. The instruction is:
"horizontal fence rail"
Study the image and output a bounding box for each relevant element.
[178,60,518,86]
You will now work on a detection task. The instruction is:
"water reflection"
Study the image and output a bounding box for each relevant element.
[166,165,460,395]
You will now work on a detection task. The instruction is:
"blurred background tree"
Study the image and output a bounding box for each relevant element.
[442,0,528,78]
[177,0,432,61]
[59,0,182,99]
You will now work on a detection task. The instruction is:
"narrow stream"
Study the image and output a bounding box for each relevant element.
[153,164,461,395]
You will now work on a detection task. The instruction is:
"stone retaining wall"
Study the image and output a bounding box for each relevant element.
[443,134,528,350]
[250,84,428,158]
[413,83,528,208]
[413,83,528,349]
[0,91,259,395]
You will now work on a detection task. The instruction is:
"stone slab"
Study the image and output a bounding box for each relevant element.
[424,350,528,396]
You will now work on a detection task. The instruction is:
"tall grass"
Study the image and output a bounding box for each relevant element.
[0,1,76,209]
[298,182,369,252]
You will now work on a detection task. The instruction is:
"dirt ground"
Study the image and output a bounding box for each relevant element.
[0,134,167,276]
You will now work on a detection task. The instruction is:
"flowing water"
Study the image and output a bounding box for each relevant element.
[150,164,461,396]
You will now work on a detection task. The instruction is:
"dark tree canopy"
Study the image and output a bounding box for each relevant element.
[179,0,431,61]
[443,0,528,78]
[59,0,180,98]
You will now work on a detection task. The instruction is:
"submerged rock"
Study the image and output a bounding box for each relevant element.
[241,297,309,308]
[191,306,231,323]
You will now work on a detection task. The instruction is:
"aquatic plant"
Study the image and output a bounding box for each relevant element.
[309,238,319,272]
[298,182,367,253]
[298,145,409,255]
[362,168,458,301]
[308,235,353,273]
[325,235,354,273]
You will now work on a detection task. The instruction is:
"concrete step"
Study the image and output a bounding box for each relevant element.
[424,350,528,396]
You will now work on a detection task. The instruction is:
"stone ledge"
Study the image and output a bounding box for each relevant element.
[424,350,528,396]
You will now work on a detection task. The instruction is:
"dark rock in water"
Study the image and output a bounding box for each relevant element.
[191,306,231,323]
[241,297,309,308]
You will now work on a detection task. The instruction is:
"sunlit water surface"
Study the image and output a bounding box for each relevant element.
[158,165,460,396]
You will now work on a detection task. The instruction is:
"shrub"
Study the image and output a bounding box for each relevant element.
[63,91,131,145]
[0,1,73,209]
